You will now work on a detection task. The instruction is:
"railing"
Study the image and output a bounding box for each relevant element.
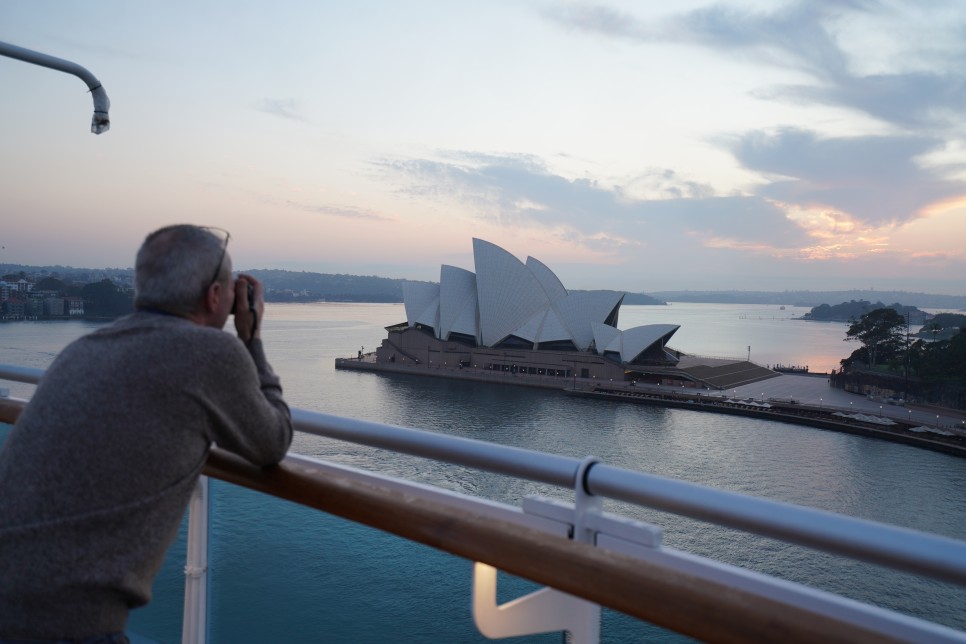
[3,363,966,643]
[0,41,111,134]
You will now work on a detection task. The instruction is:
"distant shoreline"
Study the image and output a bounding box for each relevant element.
[337,358,966,459]
[568,386,966,459]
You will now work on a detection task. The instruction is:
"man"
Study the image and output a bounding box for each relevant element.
[0,225,293,641]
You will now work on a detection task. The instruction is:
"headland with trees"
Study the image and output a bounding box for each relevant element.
[832,306,966,411]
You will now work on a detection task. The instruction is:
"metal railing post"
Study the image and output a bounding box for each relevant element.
[182,476,210,644]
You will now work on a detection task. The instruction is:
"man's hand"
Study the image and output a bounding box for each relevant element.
[233,274,264,343]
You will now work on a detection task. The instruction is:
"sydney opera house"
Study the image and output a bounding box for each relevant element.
[359,238,693,385]
[344,239,777,390]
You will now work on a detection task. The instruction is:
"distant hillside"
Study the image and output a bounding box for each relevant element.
[650,289,966,309]
[917,313,966,340]
[801,300,931,324]
[4,264,959,308]
[248,270,667,304]
[622,292,665,305]
[582,291,665,305]
[248,269,412,303]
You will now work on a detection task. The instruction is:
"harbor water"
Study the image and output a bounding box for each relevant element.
[2,303,965,642]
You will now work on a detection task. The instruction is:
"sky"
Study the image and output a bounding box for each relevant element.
[2,1,965,295]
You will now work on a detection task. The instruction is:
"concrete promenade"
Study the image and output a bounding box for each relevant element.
[338,356,966,442]
[728,372,966,433]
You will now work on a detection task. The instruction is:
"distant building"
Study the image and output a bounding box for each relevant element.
[0,279,32,302]
[43,297,65,317]
[66,296,85,316]
[26,297,44,318]
[2,297,25,319]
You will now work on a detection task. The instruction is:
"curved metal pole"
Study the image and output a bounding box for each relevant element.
[0,40,110,133]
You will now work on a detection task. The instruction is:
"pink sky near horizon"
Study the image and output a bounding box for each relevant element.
[2,1,965,295]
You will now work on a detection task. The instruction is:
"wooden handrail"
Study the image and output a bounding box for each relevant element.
[204,448,891,643]
[0,396,25,425]
[0,396,913,641]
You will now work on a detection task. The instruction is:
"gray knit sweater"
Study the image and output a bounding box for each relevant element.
[0,311,293,638]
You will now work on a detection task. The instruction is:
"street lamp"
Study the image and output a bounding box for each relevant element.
[0,40,111,134]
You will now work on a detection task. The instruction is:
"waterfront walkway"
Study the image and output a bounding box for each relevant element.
[728,373,966,432]
[580,373,966,456]
[337,356,966,448]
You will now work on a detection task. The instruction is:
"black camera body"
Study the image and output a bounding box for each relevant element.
[232,281,255,315]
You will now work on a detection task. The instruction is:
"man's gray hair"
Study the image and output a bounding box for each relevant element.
[135,225,230,314]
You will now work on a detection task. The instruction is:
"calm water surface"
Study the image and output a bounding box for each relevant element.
[2,303,964,642]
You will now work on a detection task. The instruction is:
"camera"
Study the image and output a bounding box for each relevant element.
[232,281,255,315]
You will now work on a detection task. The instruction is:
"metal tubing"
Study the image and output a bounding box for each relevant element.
[0,40,110,133]
[291,408,580,487]
[205,448,946,643]
[0,365,43,385]
[182,477,209,644]
[294,409,966,586]
[587,463,966,586]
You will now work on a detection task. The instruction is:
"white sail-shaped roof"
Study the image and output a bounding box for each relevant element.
[473,238,550,347]
[621,324,679,363]
[592,323,679,363]
[402,281,440,331]
[592,322,622,354]
[510,310,545,345]
[525,256,568,303]
[554,290,623,350]
[451,299,480,339]
[398,239,680,366]
[438,265,478,341]
[534,309,571,344]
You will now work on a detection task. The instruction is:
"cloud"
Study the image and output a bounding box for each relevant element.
[763,71,966,129]
[544,2,966,235]
[623,168,715,200]
[542,1,859,75]
[542,1,966,129]
[255,98,305,121]
[727,128,961,225]
[379,151,808,252]
[540,3,651,40]
[664,1,863,78]
[253,192,391,221]
[284,199,391,222]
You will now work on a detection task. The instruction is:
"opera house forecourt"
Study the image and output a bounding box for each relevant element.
[337,238,778,391]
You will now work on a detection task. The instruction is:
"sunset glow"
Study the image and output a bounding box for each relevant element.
[1,1,964,295]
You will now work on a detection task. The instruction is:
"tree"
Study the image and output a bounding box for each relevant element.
[34,277,67,293]
[918,332,966,381]
[81,279,133,318]
[844,308,906,368]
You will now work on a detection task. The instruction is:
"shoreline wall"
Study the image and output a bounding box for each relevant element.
[336,358,966,459]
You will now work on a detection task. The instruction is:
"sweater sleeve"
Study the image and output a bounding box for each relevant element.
[195,335,293,467]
